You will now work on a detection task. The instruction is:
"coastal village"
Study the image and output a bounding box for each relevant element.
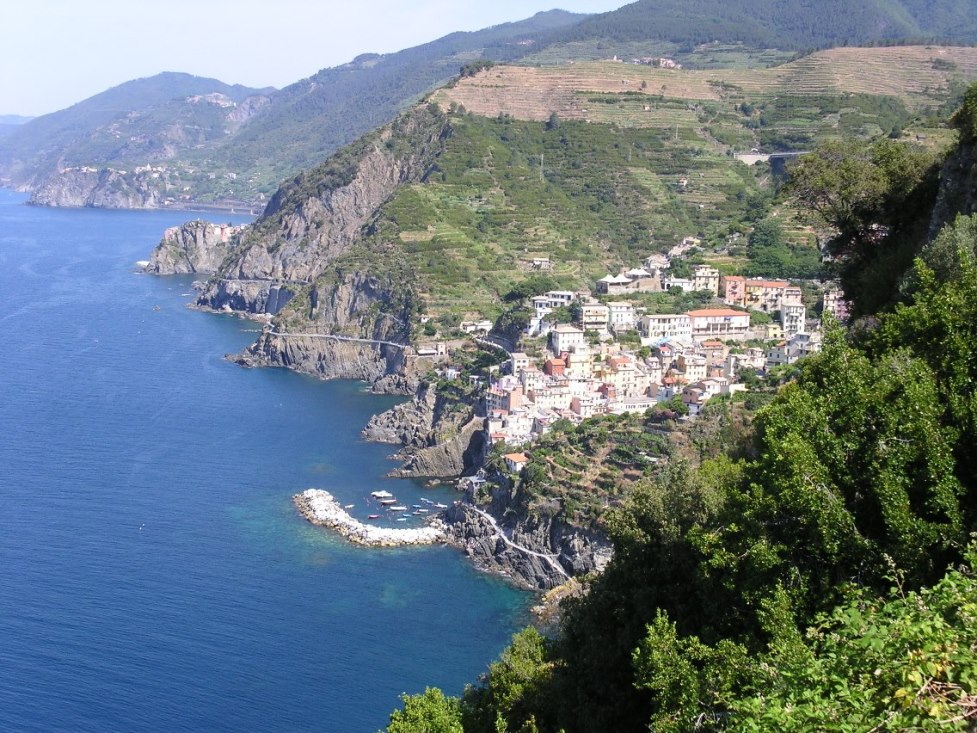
[436,236,849,461]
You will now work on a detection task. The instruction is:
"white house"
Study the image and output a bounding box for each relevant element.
[550,324,586,354]
[686,308,751,341]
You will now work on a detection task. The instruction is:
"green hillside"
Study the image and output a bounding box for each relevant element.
[552,0,977,51]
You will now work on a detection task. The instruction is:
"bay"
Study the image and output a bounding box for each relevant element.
[0,190,528,732]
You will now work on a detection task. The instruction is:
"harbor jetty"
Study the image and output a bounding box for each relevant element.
[294,489,446,547]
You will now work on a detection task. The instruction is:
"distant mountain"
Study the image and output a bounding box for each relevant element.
[552,0,977,50]
[10,1,977,210]
[0,72,273,189]
[0,10,585,208]
[0,115,33,125]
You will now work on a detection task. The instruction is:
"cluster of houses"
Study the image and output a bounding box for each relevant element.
[482,244,850,449]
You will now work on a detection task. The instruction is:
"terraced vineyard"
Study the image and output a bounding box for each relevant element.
[435,46,977,143]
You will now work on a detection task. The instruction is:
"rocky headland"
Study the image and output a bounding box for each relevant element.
[145,220,246,275]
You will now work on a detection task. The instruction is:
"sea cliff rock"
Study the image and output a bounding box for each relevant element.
[29,168,166,209]
[442,490,612,590]
[196,107,450,314]
[232,269,440,392]
[363,382,485,477]
[145,220,245,275]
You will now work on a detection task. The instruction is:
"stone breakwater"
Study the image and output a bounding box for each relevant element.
[294,489,446,547]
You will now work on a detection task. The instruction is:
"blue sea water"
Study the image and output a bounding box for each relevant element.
[0,190,528,732]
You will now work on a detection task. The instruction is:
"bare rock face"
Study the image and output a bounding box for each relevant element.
[234,270,417,386]
[145,220,245,275]
[196,107,450,314]
[362,382,486,478]
[441,500,613,590]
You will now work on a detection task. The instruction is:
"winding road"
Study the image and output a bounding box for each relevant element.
[268,330,408,350]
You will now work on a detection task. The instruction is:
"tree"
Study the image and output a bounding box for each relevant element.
[784,139,940,315]
[386,687,463,733]
[545,112,561,131]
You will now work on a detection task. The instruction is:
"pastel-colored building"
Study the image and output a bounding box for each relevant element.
[550,324,586,354]
[722,275,746,307]
[692,265,720,295]
[639,314,692,342]
[686,308,751,341]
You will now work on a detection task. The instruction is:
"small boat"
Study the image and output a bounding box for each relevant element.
[417,509,430,514]
[412,504,423,509]
[389,505,408,511]
[379,499,398,506]
[396,517,408,522]
[371,490,394,499]
[367,514,380,520]
[420,498,433,504]
[435,503,448,509]
[344,504,355,509]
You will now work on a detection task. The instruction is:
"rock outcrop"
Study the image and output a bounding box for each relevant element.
[195,106,451,314]
[362,382,485,477]
[145,220,245,275]
[442,489,612,590]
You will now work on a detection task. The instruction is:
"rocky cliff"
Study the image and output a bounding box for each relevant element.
[234,270,420,389]
[441,487,612,590]
[196,106,451,315]
[29,168,166,209]
[145,220,245,275]
[362,381,486,477]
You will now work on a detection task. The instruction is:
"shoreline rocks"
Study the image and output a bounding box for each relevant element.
[294,488,446,547]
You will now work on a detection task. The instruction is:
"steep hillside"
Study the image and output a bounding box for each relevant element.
[436,46,977,150]
[550,0,977,51]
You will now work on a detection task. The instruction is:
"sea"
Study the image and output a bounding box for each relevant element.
[0,189,529,732]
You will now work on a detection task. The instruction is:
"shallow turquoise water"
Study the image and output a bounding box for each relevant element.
[0,190,528,732]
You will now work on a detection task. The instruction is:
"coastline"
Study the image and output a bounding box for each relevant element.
[294,489,447,547]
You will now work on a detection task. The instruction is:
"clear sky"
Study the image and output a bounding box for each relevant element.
[2,1,628,117]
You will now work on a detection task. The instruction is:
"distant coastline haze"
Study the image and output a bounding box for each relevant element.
[1,1,624,116]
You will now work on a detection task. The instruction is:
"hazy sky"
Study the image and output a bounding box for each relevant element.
[2,1,627,116]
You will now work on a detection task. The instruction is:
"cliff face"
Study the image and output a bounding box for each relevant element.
[29,168,166,209]
[145,220,245,275]
[362,382,486,477]
[441,489,612,590]
[196,107,451,315]
[234,271,419,389]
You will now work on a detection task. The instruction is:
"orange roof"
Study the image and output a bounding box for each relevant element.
[701,339,724,347]
[723,275,745,282]
[686,308,749,318]
[745,279,788,288]
[504,452,529,463]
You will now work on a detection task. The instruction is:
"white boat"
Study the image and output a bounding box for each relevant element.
[435,503,448,509]
[344,504,355,509]
[396,517,408,522]
[389,505,408,511]
[371,490,394,499]
[417,509,430,514]
[379,499,398,506]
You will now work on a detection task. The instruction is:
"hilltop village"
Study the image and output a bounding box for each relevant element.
[424,237,849,459]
